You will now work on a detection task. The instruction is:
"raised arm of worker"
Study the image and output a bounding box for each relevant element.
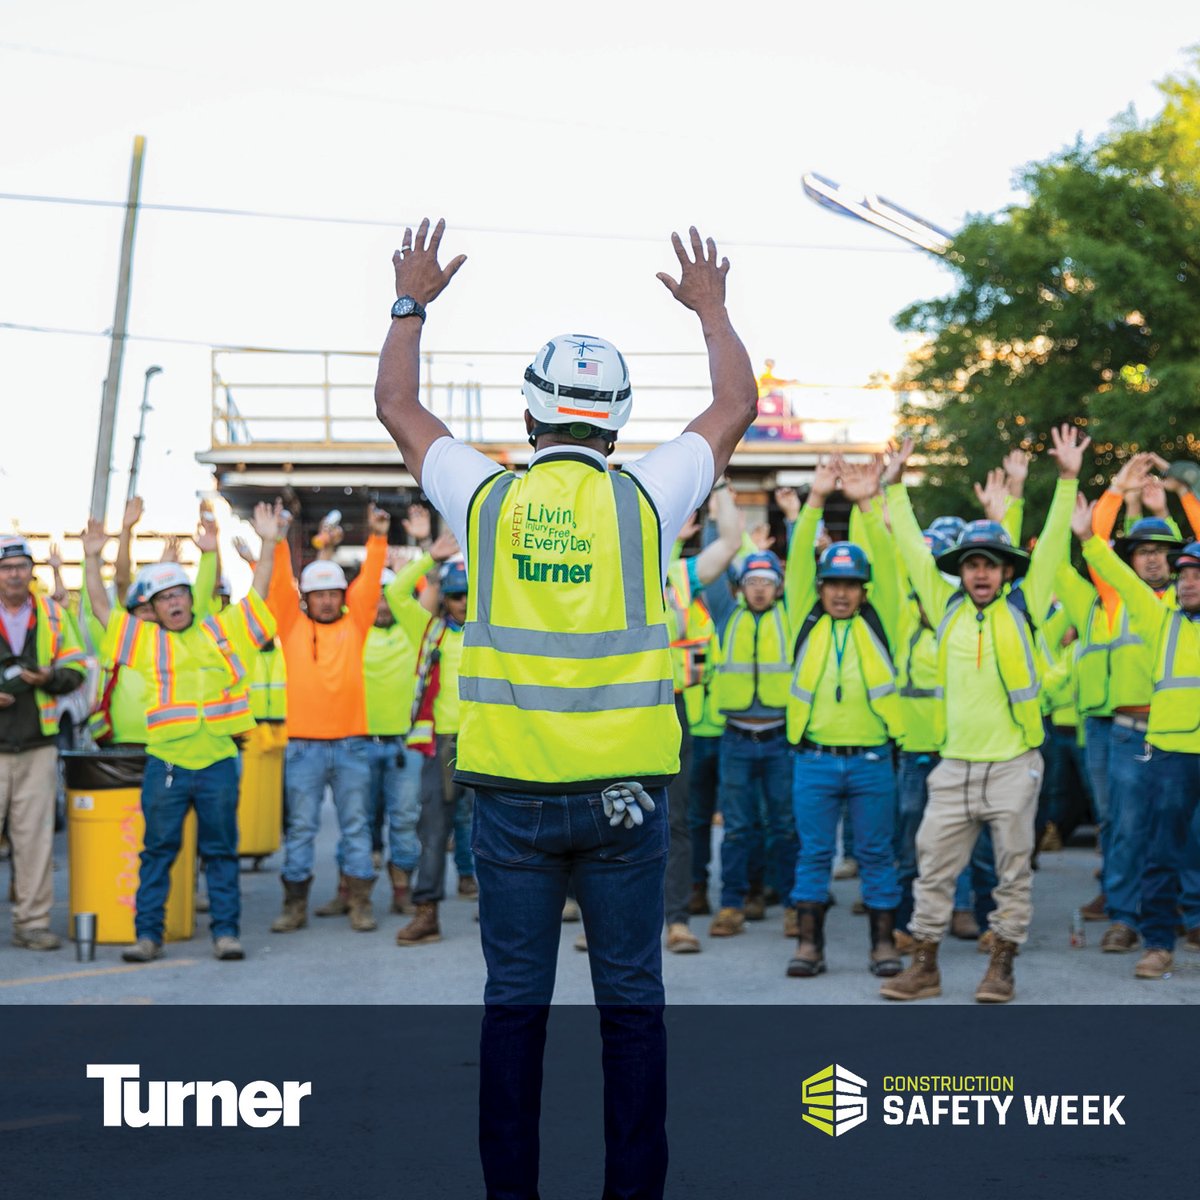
[785,458,837,619]
[1054,559,1097,633]
[193,505,220,618]
[1084,451,1156,620]
[1163,471,1200,540]
[81,518,113,628]
[841,458,901,647]
[213,501,280,655]
[387,531,458,643]
[1002,449,1029,545]
[1075,497,1169,646]
[1021,423,1087,623]
[883,438,956,619]
[266,528,301,638]
[346,503,389,635]
[691,480,743,586]
[775,486,801,551]
[1140,475,1183,538]
[113,496,142,606]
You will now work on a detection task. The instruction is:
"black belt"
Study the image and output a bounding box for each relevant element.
[727,724,787,743]
[799,739,889,758]
[370,735,402,744]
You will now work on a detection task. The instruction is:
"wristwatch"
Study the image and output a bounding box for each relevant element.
[391,295,427,322]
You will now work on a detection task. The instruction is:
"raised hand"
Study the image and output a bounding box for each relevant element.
[1002,449,1030,496]
[840,459,882,504]
[367,502,391,538]
[1141,475,1169,517]
[656,227,729,318]
[122,496,144,531]
[678,511,702,542]
[194,502,219,554]
[429,529,460,563]
[1070,493,1096,542]
[47,542,63,571]
[1108,450,1157,496]
[232,536,257,565]
[393,218,467,307]
[81,518,109,558]
[809,457,840,505]
[251,499,285,545]
[160,535,182,563]
[973,467,1009,522]
[882,437,915,487]
[1048,423,1092,480]
[774,486,801,522]
[401,502,432,544]
[748,523,775,552]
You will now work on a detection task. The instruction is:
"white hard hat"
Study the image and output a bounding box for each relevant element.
[141,562,192,600]
[522,334,632,432]
[0,535,33,563]
[299,561,348,593]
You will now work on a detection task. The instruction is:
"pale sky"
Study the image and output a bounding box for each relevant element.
[1,1,1194,541]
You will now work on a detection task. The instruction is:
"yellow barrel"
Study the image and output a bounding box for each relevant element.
[64,752,196,944]
[236,721,287,858]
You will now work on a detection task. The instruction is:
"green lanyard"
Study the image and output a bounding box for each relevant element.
[832,620,851,703]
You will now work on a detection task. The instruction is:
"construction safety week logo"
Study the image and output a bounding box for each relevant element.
[801,1064,869,1137]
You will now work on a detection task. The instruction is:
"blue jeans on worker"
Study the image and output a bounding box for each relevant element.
[688,733,722,887]
[895,750,936,930]
[454,789,476,880]
[358,736,421,872]
[1139,747,1200,950]
[1084,716,1113,879]
[137,755,240,942]
[1105,722,1156,927]
[282,737,372,883]
[716,728,796,909]
[790,744,900,909]
[473,784,668,1200]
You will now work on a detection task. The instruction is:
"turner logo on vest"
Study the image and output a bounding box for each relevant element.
[512,554,593,584]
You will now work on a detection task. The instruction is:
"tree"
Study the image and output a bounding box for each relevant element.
[895,52,1200,534]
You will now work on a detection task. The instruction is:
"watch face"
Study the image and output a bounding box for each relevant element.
[392,296,416,318]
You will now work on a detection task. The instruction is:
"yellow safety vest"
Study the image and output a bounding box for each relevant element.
[1149,610,1200,736]
[456,455,679,792]
[715,603,792,715]
[895,603,939,753]
[665,560,720,727]
[1075,589,1174,715]
[933,592,1044,749]
[250,642,289,723]
[30,593,88,736]
[786,608,901,744]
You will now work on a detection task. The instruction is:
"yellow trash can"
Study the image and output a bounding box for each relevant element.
[64,751,196,944]
[237,721,287,861]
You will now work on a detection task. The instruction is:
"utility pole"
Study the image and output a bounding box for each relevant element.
[126,364,162,504]
[89,135,147,522]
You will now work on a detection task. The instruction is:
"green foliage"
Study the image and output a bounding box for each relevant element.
[896,51,1200,534]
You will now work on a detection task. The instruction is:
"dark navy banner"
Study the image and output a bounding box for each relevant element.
[2,1007,1194,1197]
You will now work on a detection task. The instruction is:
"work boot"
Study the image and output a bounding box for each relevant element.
[314,873,350,917]
[121,937,164,963]
[743,889,767,921]
[561,898,581,922]
[213,936,245,961]
[1100,922,1141,953]
[782,906,800,938]
[687,882,712,916]
[709,907,746,938]
[977,929,1020,955]
[786,902,826,978]
[346,876,377,932]
[1183,927,1200,953]
[387,863,416,915]
[851,897,867,916]
[974,936,1018,1003]
[1134,948,1174,979]
[879,940,940,1001]
[1039,820,1063,852]
[574,932,588,952]
[833,856,859,880]
[867,908,902,977]
[763,887,782,907]
[11,927,61,951]
[666,923,701,954]
[1080,893,1107,921]
[458,875,479,899]
[894,929,916,955]
[395,902,441,946]
[950,909,980,939]
[271,877,312,933]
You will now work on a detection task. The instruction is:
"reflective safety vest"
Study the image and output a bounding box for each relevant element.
[250,641,288,723]
[895,603,939,753]
[30,593,88,736]
[1148,610,1200,737]
[90,610,149,745]
[933,592,1045,749]
[456,455,679,792]
[786,604,901,744]
[1075,590,1173,716]
[715,603,792,715]
[665,559,720,727]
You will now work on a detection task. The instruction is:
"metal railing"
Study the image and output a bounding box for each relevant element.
[209,347,899,449]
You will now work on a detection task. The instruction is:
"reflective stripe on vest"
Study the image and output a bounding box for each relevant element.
[721,607,790,673]
[1155,612,1200,692]
[897,623,938,699]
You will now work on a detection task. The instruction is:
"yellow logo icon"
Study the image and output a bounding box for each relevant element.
[802,1064,869,1136]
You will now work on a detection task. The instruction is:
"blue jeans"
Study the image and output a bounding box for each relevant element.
[687,734,722,885]
[473,785,668,1200]
[895,751,937,929]
[790,746,900,909]
[357,737,422,872]
[716,730,796,909]
[454,789,476,879]
[1084,716,1113,879]
[137,755,240,942]
[1105,722,1155,927]
[1139,747,1200,950]
[282,737,372,882]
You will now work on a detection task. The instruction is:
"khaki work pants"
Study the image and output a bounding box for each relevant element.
[909,749,1043,946]
[0,744,59,931]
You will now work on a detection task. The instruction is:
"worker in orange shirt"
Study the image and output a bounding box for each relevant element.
[267,504,390,935]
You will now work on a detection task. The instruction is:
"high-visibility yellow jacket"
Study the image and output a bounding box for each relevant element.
[665,558,721,728]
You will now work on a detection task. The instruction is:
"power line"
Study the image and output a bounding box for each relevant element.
[0,191,912,253]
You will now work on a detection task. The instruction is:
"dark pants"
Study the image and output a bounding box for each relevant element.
[413,734,472,905]
[664,697,692,927]
[137,755,240,942]
[1140,747,1200,950]
[687,734,722,886]
[473,784,669,1200]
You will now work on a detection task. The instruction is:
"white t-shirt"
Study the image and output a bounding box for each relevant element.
[420,432,715,581]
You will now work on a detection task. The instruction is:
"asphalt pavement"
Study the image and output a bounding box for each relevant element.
[2,815,1199,1005]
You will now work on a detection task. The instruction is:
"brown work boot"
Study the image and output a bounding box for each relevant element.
[687,882,712,916]
[867,908,902,977]
[709,907,746,937]
[950,909,980,939]
[1134,948,1174,979]
[782,906,800,938]
[270,877,312,933]
[834,856,859,880]
[11,927,62,951]
[1080,893,1107,921]
[387,863,416,915]
[458,875,479,898]
[786,902,826,978]
[314,873,350,917]
[894,929,916,955]
[879,940,940,1001]
[977,929,1021,955]
[1039,821,1063,852]
[666,923,701,954]
[975,936,1018,1003]
[1100,922,1141,953]
[1183,927,1200,953]
[345,876,377,932]
[395,902,441,946]
[743,889,767,921]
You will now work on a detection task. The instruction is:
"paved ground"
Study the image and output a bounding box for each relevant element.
[3,816,1199,1005]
